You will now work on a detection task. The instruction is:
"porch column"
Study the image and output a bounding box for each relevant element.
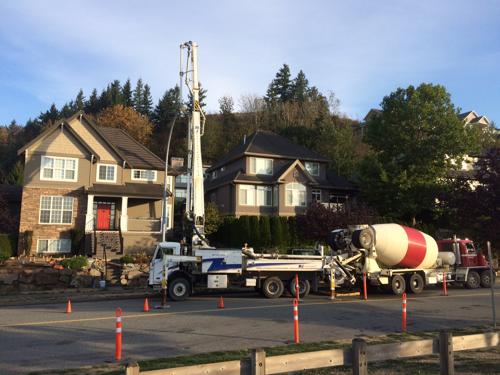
[85,194,94,232]
[120,196,128,232]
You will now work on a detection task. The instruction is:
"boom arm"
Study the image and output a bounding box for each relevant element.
[181,41,208,247]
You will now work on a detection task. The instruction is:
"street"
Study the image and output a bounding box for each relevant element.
[0,285,498,375]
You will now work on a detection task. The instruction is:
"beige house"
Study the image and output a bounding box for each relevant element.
[205,131,355,217]
[17,111,174,258]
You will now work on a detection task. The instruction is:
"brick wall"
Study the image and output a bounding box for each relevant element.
[18,187,87,255]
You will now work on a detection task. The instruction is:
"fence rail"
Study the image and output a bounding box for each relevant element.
[125,331,499,375]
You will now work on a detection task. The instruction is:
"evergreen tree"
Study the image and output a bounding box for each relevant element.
[279,216,290,246]
[109,80,123,105]
[141,84,154,117]
[133,79,144,113]
[238,216,251,246]
[265,64,293,104]
[75,89,85,110]
[270,216,283,249]
[153,86,182,128]
[259,216,271,248]
[39,104,60,128]
[186,83,207,112]
[248,216,260,248]
[292,70,309,102]
[85,89,100,114]
[98,87,112,110]
[122,79,133,107]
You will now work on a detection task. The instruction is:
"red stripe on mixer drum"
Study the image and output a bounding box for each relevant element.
[396,226,427,268]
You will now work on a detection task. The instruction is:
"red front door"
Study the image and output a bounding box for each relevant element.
[96,204,111,230]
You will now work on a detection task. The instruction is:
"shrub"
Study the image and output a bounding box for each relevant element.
[69,228,84,255]
[132,252,150,264]
[60,256,88,270]
[24,230,33,255]
[270,216,283,248]
[259,216,271,248]
[0,234,16,261]
[238,216,251,246]
[280,216,290,245]
[119,254,135,264]
[248,216,260,248]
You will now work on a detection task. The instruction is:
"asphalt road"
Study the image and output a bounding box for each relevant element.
[0,284,498,375]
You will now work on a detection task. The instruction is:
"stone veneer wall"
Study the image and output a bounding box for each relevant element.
[18,187,87,255]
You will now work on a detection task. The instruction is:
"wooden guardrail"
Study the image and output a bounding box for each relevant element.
[124,331,499,375]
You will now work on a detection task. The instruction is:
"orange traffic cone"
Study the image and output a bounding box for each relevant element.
[218,296,225,309]
[143,298,150,312]
[66,299,72,314]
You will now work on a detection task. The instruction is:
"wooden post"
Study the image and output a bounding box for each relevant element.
[251,348,266,375]
[439,331,454,375]
[352,338,368,375]
[125,362,140,375]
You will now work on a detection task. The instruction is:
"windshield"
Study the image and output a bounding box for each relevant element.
[156,247,175,259]
[465,243,476,254]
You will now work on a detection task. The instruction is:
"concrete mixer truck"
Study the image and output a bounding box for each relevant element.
[328,223,495,295]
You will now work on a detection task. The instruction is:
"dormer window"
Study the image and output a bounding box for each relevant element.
[249,157,273,175]
[305,162,319,176]
[97,164,117,183]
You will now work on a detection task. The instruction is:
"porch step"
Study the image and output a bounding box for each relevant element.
[93,231,122,258]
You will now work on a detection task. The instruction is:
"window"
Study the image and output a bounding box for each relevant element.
[40,156,77,181]
[329,194,347,212]
[256,186,272,206]
[175,189,187,199]
[312,189,321,202]
[249,157,273,175]
[132,169,156,181]
[285,183,306,207]
[239,184,256,205]
[37,239,71,253]
[176,174,188,184]
[39,196,73,224]
[97,164,116,182]
[305,162,320,176]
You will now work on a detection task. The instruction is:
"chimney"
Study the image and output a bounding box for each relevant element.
[170,157,184,168]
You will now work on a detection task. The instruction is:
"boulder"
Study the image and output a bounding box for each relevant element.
[89,268,101,277]
[35,270,60,285]
[126,270,143,280]
[0,272,18,285]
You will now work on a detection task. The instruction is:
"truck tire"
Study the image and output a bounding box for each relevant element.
[262,277,284,299]
[288,277,311,298]
[465,271,480,289]
[168,278,190,301]
[480,270,495,288]
[408,273,424,294]
[391,275,406,296]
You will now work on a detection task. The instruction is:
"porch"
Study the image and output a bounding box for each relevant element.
[84,183,172,257]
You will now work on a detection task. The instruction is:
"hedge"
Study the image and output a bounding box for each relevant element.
[0,233,18,260]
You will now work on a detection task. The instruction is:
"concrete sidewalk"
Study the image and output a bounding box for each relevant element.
[0,287,155,306]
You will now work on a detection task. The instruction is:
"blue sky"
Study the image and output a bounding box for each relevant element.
[1,1,499,125]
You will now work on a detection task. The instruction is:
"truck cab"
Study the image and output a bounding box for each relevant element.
[436,239,488,267]
[149,241,182,286]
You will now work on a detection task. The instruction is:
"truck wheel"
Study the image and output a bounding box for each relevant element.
[168,278,190,301]
[480,270,495,288]
[288,278,311,298]
[391,275,406,296]
[408,273,424,294]
[465,271,480,289]
[262,277,284,299]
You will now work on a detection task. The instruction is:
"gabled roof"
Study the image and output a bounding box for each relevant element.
[276,159,318,184]
[208,130,329,171]
[18,110,165,170]
[17,118,99,158]
[458,111,478,121]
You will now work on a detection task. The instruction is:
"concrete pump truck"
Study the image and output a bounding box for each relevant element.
[148,42,337,300]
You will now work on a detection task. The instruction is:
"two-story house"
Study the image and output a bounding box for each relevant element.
[17,111,175,258]
[205,131,355,216]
